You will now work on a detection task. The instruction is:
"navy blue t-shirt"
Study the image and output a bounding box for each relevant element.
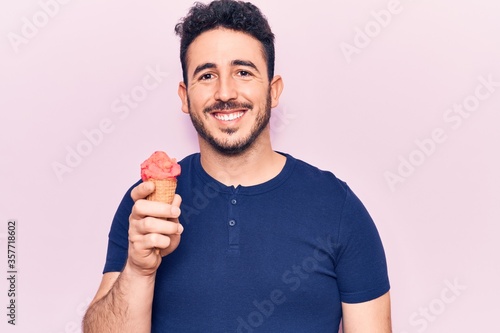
[104,153,390,332]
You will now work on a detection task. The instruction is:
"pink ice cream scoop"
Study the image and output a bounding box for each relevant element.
[140,151,181,203]
[141,151,181,181]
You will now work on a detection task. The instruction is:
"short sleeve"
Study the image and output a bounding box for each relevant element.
[102,181,141,273]
[335,186,390,303]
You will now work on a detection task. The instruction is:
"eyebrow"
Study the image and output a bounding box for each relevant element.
[231,59,260,73]
[192,63,216,79]
[191,59,261,79]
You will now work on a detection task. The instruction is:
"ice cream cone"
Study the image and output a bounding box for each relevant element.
[146,179,177,204]
[141,151,181,256]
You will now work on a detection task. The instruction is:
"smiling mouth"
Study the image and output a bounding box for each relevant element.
[213,111,245,121]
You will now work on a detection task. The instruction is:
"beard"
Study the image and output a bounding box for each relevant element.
[187,91,272,156]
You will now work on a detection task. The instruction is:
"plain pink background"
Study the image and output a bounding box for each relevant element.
[1,0,499,332]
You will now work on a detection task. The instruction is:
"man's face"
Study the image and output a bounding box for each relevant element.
[178,28,282,155]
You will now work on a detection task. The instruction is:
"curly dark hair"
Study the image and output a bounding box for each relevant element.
[175,0,275,84]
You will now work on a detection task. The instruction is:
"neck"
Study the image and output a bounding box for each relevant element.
[198,129,286,187]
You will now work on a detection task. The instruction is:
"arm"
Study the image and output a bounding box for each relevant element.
[341,291,392,333]
[82,182,183,333]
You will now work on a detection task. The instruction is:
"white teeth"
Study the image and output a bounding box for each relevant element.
[214,112,244,121]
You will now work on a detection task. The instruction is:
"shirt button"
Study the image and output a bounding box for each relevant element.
[231,199,237,205]
[229,220,236,227]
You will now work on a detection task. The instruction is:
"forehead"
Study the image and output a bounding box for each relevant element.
[186,28,267,73]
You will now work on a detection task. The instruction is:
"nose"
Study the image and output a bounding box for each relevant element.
[214,75,237,102]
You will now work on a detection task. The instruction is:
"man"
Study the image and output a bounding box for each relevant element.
[83,1,391,332]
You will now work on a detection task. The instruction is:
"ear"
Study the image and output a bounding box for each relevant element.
[269,75,284,108]
[178,82,189,114]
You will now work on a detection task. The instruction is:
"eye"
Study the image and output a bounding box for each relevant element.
[238,70,251,77]
[199,73,215,81]
[236,70,255,80]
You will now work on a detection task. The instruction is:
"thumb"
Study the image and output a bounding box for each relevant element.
[130,181,155,202]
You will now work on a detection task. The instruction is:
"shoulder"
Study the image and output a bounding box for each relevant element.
[284,153,349,197]
[177,152,199,170]
[176,153,202,178]
[176,153,200,189]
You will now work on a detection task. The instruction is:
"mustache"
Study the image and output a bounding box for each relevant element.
[204,101,253,114]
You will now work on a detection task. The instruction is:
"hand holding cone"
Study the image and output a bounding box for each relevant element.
[140,151,181,255]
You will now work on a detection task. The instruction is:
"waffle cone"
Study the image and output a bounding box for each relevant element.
[146,179,177,204]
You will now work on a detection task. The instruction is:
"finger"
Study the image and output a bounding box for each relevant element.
[144,233,173,250]
[132,199,182,220]
[130,181,155,202]
[134,217,183,236]
[172,194,182,208]
[129,232,172,252]
[169,194,182,223]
